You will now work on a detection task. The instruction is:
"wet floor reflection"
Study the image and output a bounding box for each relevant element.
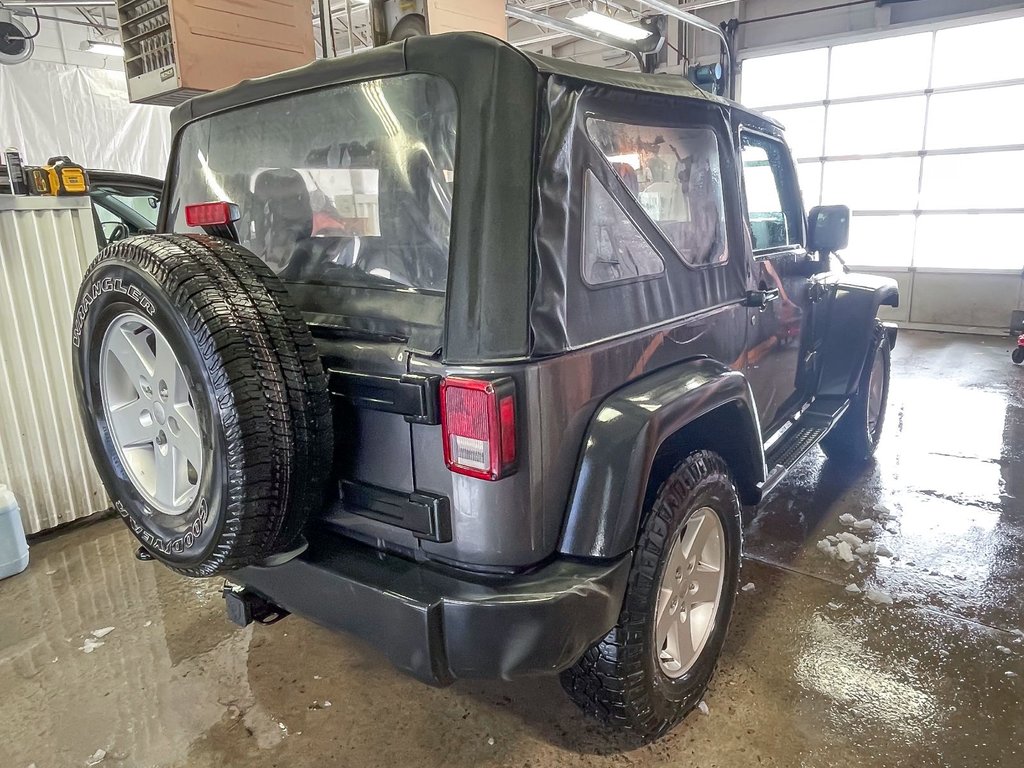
[740,331,1024,766]
[1,331,1022,767]
[0,521,291,767]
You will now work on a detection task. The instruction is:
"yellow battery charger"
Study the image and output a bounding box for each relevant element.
[43,156,88,195]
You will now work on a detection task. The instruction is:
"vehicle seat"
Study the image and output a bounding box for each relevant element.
[250,169,313,273]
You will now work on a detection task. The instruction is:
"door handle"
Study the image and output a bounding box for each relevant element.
[744,288,780,309]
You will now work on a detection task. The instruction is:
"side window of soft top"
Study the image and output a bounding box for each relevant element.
[739,130,804,252]
[586,118,730,273]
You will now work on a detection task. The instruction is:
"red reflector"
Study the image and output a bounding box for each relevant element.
[185,201,239,227]
[499,395,516,465]
[440,377,517,481]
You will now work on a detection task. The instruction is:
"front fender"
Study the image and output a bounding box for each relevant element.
[816,272,899,398]
[559,358,765,560]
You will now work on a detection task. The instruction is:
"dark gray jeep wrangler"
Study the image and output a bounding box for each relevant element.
[73,32,898,739]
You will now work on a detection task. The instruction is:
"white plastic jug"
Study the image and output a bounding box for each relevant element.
[0,484,29,580]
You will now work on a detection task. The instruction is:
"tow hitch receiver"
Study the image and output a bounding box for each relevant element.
[223,583,290,627]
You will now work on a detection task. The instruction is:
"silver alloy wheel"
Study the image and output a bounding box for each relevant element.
[656,506,726,678]
[867,345,885,436]
[99,312,203,516]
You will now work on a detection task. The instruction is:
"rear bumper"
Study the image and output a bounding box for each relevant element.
[233,530,631,686]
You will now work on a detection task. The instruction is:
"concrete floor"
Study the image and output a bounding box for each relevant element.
[2,330,1023,768]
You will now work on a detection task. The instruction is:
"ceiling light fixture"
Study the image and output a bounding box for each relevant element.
[82,40,124,57]
[565,8,653,42]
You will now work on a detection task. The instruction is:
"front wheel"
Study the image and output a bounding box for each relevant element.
[1012,347,1024,365]
[561,450,742,740]
[821,326,891,463]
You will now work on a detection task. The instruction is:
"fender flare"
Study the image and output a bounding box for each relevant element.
[816,273,899,399]
[558,358,766,560]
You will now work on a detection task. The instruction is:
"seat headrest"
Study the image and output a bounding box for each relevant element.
[253,168,310,214]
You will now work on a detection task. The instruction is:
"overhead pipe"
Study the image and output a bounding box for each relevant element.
[345,0,355,55]
[316,0,337,58]
[635,0,735,99]
[516,0,739,11]
[508,2,735,97]
[8,6,117,30]
[506,3,661,67]
[0,1,116,6]
[513,31,572,48]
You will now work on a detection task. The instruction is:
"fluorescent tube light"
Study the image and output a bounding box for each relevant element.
[566,9,652,42]
[82,40,124,57]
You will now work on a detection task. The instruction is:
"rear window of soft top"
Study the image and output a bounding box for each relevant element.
[167,73,458,295]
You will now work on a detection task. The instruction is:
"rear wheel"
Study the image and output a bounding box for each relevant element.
[1012,347,1024,365]
[74,234,333,576]
[561,451,742,739]
[821,326,890,463]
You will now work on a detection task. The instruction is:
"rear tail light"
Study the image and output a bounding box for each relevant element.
[440,377,517,481]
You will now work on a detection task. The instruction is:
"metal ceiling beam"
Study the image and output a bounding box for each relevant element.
[511,30,572,47]
[680,0,742,7]
[312,0,371,23]
[338,7,371,49]
[76,7,106,35]
[310,0,373,56]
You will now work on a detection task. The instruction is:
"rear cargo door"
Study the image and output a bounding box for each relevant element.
[282,287,449,548]
[163,72,459,549]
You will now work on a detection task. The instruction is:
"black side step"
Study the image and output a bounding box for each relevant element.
[760,396,850,498]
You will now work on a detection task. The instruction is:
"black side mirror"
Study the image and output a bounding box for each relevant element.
[807,205,850,254]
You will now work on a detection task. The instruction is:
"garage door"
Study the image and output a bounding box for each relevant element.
[739,14,1024,334]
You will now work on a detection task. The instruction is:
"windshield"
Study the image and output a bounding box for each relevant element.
[90,185,160,247]
[167,74,458,294]
[92,187,158,225]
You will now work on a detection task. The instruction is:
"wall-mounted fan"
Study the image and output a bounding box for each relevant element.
[0,10,35,65]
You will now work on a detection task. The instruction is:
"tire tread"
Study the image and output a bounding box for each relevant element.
[79,234,333,576]
[561,450,740,739]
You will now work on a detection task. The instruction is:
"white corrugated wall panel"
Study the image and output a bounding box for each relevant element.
[0,196,108,533]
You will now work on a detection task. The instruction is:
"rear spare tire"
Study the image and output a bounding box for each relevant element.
[72,234,333,576]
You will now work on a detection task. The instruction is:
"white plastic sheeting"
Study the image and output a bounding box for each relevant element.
[0,61,171,179]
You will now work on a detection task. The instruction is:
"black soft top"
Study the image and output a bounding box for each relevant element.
[170,32,718,134]
[165,32,757,363]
